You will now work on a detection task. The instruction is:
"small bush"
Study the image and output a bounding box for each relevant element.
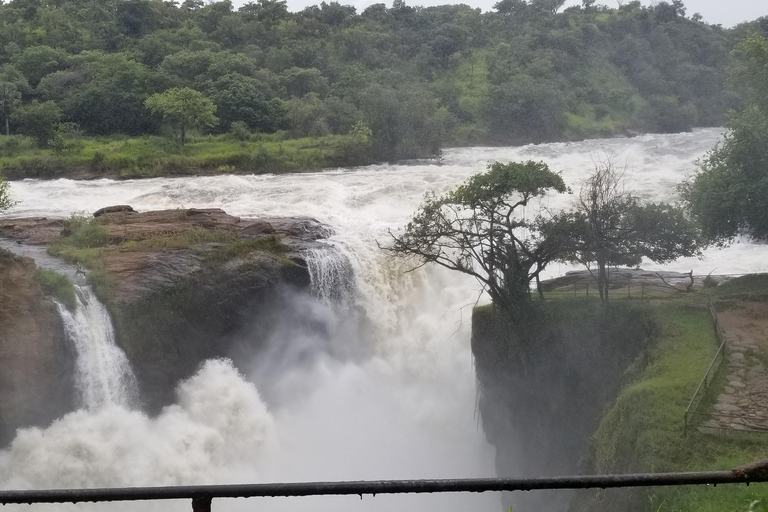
[702,274,719,288]
[229,121,251,141]
[61,215,110,249]
[36,268,77,310]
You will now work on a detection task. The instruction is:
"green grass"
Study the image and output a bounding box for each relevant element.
[0,132,371,180]
[47,215,110,267]
[580,301,768,512]
[35,268,76,310]
[201,234,290,265]
[119,226,237,252]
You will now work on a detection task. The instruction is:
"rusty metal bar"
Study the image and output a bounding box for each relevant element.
[1,459,767,506]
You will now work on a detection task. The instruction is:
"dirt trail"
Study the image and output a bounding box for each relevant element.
[704,302,768,432]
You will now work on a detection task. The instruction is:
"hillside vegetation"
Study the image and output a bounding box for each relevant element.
[0,0,763,177]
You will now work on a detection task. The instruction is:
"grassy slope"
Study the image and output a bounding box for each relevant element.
[0,132,369,180]
[583,289,768,512]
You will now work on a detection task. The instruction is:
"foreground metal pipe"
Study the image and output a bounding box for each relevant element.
[1,458,766,508]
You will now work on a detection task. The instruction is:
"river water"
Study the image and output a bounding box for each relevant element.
[0,128,764,511]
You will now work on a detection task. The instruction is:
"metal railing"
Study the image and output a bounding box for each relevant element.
[683,299,734,434]
[2,459,768,511]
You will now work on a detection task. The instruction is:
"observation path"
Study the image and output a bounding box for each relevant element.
[703,301,768,432]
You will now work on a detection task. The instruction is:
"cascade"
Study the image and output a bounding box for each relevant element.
[56,285,138,410]
[304,246,356,310]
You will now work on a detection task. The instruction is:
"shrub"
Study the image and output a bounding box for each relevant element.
[61,215,110,248]
[36,268,77,310]
[0,135,35,157]
[229,121,251,141]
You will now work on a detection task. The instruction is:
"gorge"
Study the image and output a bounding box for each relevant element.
[0,128,766,512]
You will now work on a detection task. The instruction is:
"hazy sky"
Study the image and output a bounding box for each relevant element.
[276,0,766,28]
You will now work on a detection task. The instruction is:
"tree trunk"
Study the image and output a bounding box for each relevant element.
[536,274,544,300]
[597,259,608,302]
[4,115,8,136]
[180,125,186,147]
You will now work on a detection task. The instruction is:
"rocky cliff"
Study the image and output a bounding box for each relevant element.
[0,250,75,446]
[0,206,324,420]
[471,301,658,511]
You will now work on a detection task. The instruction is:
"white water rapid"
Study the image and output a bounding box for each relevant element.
[1,128,765,512]
[56,286,138,410]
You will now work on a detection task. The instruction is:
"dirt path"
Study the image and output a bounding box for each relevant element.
[703,302,768,432]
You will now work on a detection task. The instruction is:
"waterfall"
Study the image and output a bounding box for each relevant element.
[0,129,745,511]
[56,286,138,410]
[304,246,356,310]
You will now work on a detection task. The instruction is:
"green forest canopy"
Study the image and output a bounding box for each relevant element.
[0,0,766,160]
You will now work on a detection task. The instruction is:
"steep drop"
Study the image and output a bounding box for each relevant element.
[56,286,138,410]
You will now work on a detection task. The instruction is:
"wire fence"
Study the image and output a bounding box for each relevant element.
[683,298,768,435]
[544,279,695,300]
[684,298,729,434]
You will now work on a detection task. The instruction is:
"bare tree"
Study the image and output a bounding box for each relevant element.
[543,158,701,301]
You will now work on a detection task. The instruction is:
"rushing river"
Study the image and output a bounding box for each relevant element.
[1,128,764,512]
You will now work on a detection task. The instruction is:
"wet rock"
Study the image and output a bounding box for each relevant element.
[94,205,136,217]
[0,251,75,446]
[0,217,67,245]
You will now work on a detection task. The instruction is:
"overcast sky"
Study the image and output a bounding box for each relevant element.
[274,0,766,28]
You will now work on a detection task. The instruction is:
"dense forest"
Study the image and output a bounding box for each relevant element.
[0,0,765,174]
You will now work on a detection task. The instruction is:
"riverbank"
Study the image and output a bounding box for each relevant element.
[0,125,710,181]
[0,133,375,180]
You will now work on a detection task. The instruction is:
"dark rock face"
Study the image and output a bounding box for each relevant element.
[0,251,75,446]
[93,205,136,217]
[86,208,320,412]
[471,303,657,512]
[117,252,311,412]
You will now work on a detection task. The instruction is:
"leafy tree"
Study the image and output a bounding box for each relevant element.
[145,87,218,146]
[0,64,30,95]
[281,67,329,98]
[11,100,62,146]
[0,83,21,136]
[681,34,768,243]
[286,93,328,136]
[547,160,700,301]
[484,75,567,143]
[389,161,567,319]
[11,45,69,87]
[55,53,171,136]
[203,73,282,132]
